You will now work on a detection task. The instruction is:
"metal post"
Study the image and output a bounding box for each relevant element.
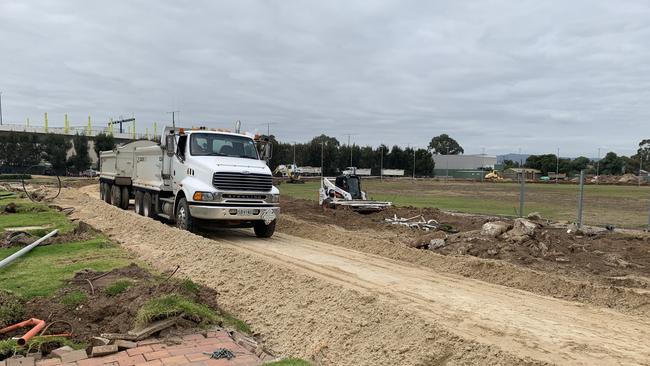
[412,149,416,180]
[293,143,296,165]
[596,148,601,184]
[577,170,585,228]
[556,147,559,184]
[0,91,3,125]
[639,156,643,187]
[380,145,383,182]
[519,172,525,217]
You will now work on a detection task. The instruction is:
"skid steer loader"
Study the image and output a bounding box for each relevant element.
[319,174,391,213]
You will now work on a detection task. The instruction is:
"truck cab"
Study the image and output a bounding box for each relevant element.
[162,128,279,236]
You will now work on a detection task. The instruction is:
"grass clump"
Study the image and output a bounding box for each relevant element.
[0,336,85,360]
[264,359,312,366]
[180,278,200,294]
[61,290,87,309]
[0,290,24,328]
[136,294,218,326]
[105,279,134,296]
[221,312,252,335]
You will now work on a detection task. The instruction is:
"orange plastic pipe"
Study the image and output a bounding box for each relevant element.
[0,318,46,346]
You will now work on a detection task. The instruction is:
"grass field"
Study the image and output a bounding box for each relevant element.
[280,179,650,229]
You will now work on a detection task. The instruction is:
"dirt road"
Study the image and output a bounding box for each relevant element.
[60,185,650,365]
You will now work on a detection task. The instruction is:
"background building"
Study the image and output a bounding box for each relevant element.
[433,154,497,179]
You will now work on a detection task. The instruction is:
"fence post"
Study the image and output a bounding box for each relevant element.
[519,172,525,217]
[577,170,585,228]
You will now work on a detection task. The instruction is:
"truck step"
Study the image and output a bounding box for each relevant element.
[159,197,174,203]
[157,213,171,220]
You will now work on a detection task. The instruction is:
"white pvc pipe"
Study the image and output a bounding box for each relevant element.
[0,229,58,269]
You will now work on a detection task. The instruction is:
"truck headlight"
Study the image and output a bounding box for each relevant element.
[269,194,280,203]
[193,191,215,201]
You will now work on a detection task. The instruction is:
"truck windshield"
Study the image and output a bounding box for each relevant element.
[189,133,259,159]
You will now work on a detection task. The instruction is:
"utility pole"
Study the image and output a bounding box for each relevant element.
[167,111,180,128]
[292,142,296,165]
[412,148,416,180]
[0,91,3,125]
[342,133,358,168]
[380,145,384,182]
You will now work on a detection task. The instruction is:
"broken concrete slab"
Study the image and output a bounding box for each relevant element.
[59,350,88,363]
[114,339,138,349]
[91,344,119,357]
[50,346,74,358]
[480,221,510,238]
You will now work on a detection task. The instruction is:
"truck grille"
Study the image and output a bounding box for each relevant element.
[212,172,273,192]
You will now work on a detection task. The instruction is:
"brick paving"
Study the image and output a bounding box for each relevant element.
[31,332,262,366]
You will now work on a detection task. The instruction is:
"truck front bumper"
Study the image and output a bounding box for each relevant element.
[188,204,280,222]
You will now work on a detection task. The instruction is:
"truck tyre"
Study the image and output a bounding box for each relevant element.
[111,185,121,207]
[254,219,276,238]
[134,191,143,215]
[143,192,156,218]
[120,187,129,209]
[175,198,194,231]
[99,183,105,201]
[103,184,112,204]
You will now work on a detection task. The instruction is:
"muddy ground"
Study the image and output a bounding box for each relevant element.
[279,196,650,290]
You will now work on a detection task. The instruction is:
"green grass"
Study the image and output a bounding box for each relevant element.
[0,238,133,298]
[135,294,219,326]
[105,279,135,296]
[61,290,88,309]
[0,336,85,359]
[221,311,252,335]
[0,290,24,328]
[0,198,73,233]
[264,359,311,366]
[280,180,650,228]
[180,278,201,294]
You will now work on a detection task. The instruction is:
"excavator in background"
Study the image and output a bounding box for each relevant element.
[319,174,391,213]
[273,164,304,184]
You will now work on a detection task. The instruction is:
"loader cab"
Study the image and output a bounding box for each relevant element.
[335,174,363,199]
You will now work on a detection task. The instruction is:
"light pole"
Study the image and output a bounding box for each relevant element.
[167,111,180,128]
[556,147,560,184]
[342,133,358,168]
[380,145,384,182]
[412,147,416,180]
[0,91,3,125]
[596,147,601,184]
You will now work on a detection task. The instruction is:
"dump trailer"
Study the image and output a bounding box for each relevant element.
[319,174,391,213]
[99,127,280,237]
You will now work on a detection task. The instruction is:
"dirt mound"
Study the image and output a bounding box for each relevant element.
[24,264,220,344]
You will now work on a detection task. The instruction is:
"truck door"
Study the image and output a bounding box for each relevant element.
[163,134,175,183]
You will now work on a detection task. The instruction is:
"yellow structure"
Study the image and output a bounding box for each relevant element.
[64,114,69,134]
[44,112,48,133]
[87,115,92,135]
[153,122,157,141]
[109,118,114,135]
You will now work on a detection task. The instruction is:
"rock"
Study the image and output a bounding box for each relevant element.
[91,344,118,357]
[7,232,35,246]
[428,238,447,250]
[487,249,499,256]
[91,337,110,347]
[526,212,542,220]
[555,257,570,263]
[508,218,537,237]
[480,221,510,237]
[6,357,35,366]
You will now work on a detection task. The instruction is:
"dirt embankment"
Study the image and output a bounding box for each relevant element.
[58,186,546,366]
[279,197,650,317]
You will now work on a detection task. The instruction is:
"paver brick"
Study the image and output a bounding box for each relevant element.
[117,355,145,366]
[60,350,88,363]
[136,340,161,347]
[114,341,137,350]
[185,353,210,362]
[231,355,261,366]
[143,351,170,361]
[7,358,35,366]
[133,360,162,366]
[181,334,205,342]
[205,331,229,339]
[36,359,61,366]
[126,347,153,357]
[159,355,188,366]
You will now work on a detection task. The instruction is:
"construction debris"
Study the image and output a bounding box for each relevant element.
[385,214,457,232]
[480,221,511,237]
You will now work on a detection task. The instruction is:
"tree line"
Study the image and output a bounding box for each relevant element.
[503,139,650,176]
[0,132,116,175]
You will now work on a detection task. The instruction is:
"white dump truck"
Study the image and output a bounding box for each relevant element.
[99,126,280,237]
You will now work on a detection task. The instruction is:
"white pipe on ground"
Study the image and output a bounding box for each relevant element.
[0,229,58,269]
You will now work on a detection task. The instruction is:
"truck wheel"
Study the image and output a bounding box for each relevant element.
[143,192,156,218]
[99,183,105,201]
[254,219,276,238]
[111,185,121,207]
[103,184,111,204]
[134,191,143,215]
[175,198,194,231]
[120,187,130,209]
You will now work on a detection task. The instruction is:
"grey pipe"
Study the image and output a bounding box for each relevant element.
[0,229,58,269]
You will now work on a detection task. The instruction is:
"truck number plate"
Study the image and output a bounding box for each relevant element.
[237,209,257,216]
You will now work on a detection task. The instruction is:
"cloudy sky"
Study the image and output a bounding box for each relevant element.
[1,0,649,156]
